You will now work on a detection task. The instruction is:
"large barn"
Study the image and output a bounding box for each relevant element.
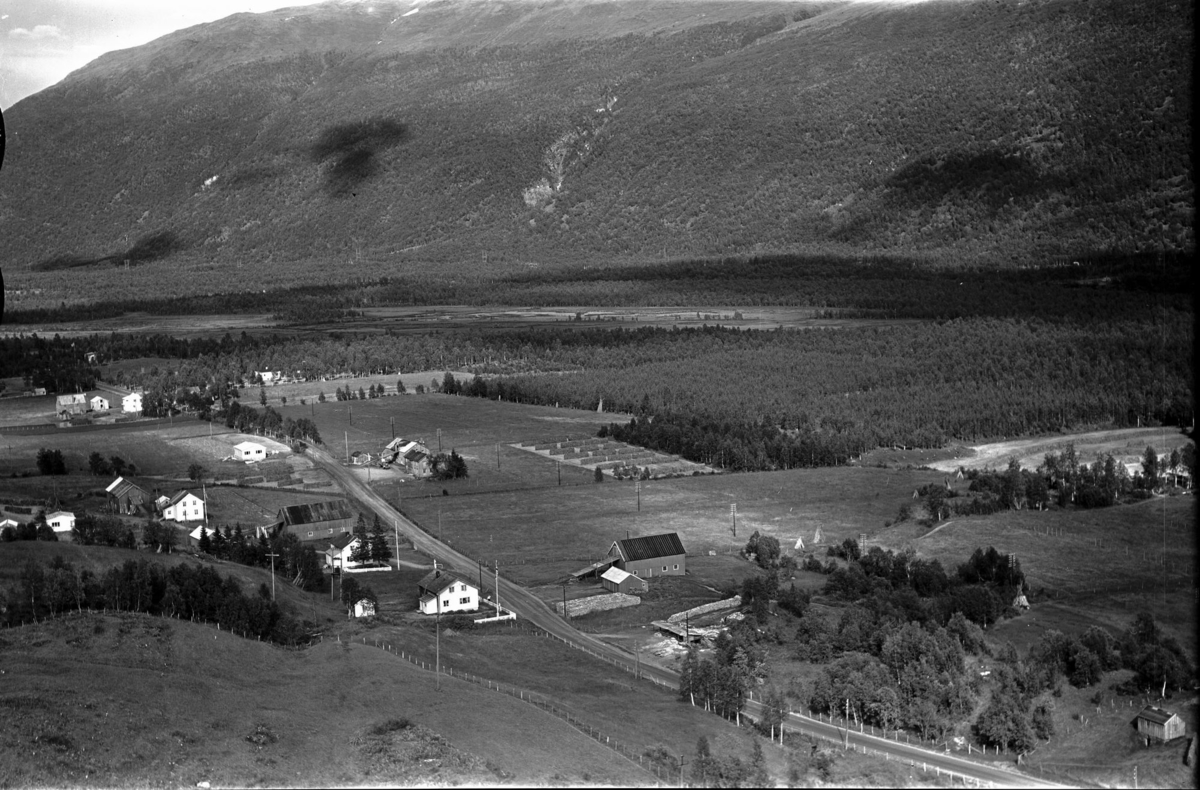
[106,476,151,515]
[275,499,355,542]
[607,532,687,579]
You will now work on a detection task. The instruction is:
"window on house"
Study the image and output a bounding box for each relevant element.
[460,597,470,605]
[308,531,314,537]
[663,566,667,572]
[442,599,450,608]
[632,570,638,576]
[673,564,679,570]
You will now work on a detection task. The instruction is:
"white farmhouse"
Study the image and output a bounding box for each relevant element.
[233,441,267,462]
[161,490,206,523]
[416,567,479,615]
[120,391,142,413]
[324,533,362,570]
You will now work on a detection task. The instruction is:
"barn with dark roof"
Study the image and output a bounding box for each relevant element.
[607,532,686,579]
[276,499,355,542]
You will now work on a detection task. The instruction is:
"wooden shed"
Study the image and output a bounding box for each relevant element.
[1135,706,1186,743]
[600,566,648,595]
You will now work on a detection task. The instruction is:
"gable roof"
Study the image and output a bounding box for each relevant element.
[601,566,634,585]
[47,510,74,520]
[417,569,475,596]
[278,499,353,526]
[234,441,265,452]
[165,490,203,508]
[1137,706,1180,725]
[326,532,356,552]
[614,533,686,562]
[106,476,148,498]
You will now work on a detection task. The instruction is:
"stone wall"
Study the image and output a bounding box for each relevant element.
[554,592,640,617]
[667,595,741,623]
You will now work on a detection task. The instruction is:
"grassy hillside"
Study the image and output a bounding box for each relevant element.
[1,0,1191,310]
[0,611,646,787]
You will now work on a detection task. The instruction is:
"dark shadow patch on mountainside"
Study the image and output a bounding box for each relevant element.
[33,230,186,272]
[884,146,1065,210]
[311,117,409,196]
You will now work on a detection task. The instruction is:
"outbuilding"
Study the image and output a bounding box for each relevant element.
[1135,706,1186,743]
[600,566,649,595]
[233,441,267,462]
[89,395,110,411]
[106,476,151,515]
[353,598,376,618]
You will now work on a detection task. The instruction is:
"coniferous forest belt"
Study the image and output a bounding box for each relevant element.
[3,256,1190,471]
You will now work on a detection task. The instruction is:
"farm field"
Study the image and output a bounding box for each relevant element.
[0,394,59,427]
[0,421,275,479]
[0,421,334,503]
[397,462,951,587]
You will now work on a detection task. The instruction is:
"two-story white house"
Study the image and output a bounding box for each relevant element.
[89,395,110,411]
[417,567,479,615]
[161,490,206,523]
[324,533,362,570]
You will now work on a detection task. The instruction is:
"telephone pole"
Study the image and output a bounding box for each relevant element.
[266,552,280,601]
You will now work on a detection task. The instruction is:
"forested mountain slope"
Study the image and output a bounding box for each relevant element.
[1,0,1191,308]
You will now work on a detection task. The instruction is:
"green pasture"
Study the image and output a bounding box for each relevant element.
[396,464,950,587]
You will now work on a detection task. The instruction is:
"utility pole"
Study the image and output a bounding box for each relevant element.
[344,431,349,462]
[562,584,568,620]
[435,591,441,691]
[266,552,280,602]
[394,519,401,570]
[730,503,737,537]
[678,754,687,788]
[636,480,641,511]
[437,428,442,453]
[494,560,501,617]
[843,698,850,750]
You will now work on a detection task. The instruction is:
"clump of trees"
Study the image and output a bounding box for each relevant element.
[221,401,322,445]
[973,611,1192,753]
[348,514,394,567]
[2,555,310,644]
[195,525,326,593]
[913,442,1197,524]
[36,448,67,475]
[430,450,469,481]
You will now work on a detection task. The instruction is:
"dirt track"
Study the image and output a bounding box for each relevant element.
[927,427,1192,473]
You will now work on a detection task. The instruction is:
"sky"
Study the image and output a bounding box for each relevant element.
[0,0,330,109]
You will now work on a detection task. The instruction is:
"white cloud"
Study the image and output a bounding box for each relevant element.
[9,24,67,40]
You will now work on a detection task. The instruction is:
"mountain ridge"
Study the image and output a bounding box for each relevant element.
[1,0,1191,310]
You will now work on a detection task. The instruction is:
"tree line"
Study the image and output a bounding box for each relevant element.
[3,555,311,645]
[906,442,1195,526]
